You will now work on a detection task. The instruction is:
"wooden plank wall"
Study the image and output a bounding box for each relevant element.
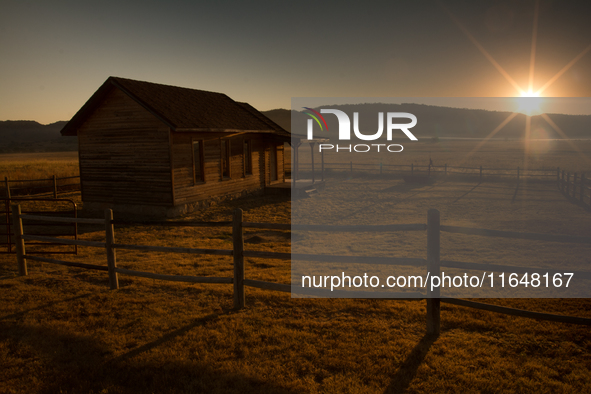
[284,143,292,174]
[172,133,283,205]
[77,88,173,206]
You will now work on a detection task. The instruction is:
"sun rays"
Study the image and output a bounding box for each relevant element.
[439,1,525,96]
[444,0,589,97]
[528,0,540,94]
[442,0,591,169]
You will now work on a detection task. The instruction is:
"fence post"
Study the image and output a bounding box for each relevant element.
[426,209,440,336]
[11,204,27,276]
[4,177,10,199]
[233,208,245,309]
[4,200,9,253]
[53,175,57,198]
[104,209,119,290]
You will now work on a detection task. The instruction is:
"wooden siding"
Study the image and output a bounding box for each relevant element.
[171,133,278,205]
[265,143,285,185]
[77,88,172,206]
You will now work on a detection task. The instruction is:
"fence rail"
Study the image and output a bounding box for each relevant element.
[4,175,80,199]
[296,161,589,209]
[440,225,591,244]
[10,205,591,336]
[2,198,78,254]
[557,169,591,209]
[295,161,562,182]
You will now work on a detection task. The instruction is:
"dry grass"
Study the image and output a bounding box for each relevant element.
[0,152,79,180]
[1,143,591,393]
[0,152,79,197]
[1,182,591,393]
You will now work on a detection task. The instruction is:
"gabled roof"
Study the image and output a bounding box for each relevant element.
[61,77,291,138]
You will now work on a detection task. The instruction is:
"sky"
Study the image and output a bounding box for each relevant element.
[1,0,590,124]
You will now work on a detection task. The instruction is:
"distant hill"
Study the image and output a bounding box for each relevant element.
[2,104,589,154]
[276,104,591,140]
[261,109,293,132]
[0,120,76,153]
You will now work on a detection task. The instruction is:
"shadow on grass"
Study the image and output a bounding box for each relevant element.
[383,334,437,394]
[560,188,591,212]
[0,293,93,321]
[452,182,480,203]
[110,313,220,364]
[511,180,521,203]
[1,311,300,394]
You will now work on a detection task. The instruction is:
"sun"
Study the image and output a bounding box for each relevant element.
[516,90,544,116]
[515,95,543,116]
[520,89,540,98]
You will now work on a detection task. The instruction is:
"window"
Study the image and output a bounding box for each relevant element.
[192,139,204,184]
[243,139,252,176]
[220,139,231,179]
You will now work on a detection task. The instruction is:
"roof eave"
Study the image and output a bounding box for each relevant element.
[110,79,177,130]
[175,127,286,134]
[60,77,176,136]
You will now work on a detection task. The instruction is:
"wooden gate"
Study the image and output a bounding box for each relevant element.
[1,198,78,255]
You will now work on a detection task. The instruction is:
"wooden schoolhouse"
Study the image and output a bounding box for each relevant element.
[61,76,292,216]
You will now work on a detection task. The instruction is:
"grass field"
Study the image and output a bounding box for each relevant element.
[0,152,79,197]
[0,152,79,180]
[1,143,591,393]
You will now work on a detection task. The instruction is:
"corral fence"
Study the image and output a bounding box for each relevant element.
[2,198,78,254]
[4,175,80,199]
[557,169,591,209]
[10,205,591,335]
[296,161,560,183]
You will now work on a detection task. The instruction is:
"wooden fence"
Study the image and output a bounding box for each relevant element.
[557,168,591,209]
[4,175,80,199]
[296,161,561,183]
[10,205,591,335]
[2,198,78,255]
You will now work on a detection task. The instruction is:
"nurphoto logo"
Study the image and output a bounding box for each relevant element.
[303,107,418,153]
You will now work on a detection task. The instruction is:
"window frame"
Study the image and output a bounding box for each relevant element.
[243,138,253,177]
[220,138,231,180]
[192,138,205,185]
